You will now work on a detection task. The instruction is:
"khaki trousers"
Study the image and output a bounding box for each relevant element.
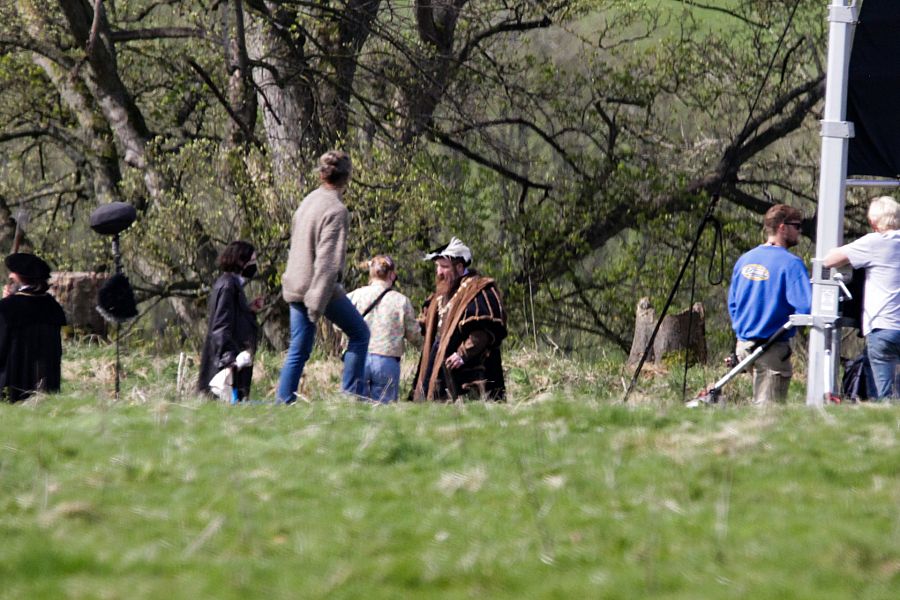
[736,340,792,405]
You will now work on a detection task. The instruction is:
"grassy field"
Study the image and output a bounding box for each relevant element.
[0,343,898,599]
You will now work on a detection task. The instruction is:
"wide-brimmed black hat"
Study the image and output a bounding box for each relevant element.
[5,253,52,280]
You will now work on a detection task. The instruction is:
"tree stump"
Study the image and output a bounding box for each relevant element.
[628,297,707,367]
[50,271,109,335]
[261,301,289,352]
[654,302,707,366]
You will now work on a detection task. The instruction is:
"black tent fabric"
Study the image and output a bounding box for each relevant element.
[847,0,900,178]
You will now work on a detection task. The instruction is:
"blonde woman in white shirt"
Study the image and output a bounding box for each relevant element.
[347,256,422,402]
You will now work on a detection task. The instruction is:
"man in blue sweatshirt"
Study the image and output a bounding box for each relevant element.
[728,204,811,404]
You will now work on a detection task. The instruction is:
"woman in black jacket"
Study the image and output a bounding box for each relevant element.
[198,241,260,401]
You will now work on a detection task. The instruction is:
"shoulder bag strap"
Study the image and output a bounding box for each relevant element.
[361,286,393,318]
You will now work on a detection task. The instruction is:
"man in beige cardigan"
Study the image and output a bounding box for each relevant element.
[276,151,369,403]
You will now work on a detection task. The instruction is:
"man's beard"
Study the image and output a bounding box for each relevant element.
[435,272,461,299]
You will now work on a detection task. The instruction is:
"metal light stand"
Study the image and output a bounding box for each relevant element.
[112,232,123,400]
[807,0,857,406]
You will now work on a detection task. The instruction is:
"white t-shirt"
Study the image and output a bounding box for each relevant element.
[842,230,900,335]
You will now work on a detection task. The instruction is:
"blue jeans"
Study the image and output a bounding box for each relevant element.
[866,328,900,400]
[277,297,369,403]
[364,354,401,403]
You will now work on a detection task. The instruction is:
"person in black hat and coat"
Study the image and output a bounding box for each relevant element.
[198,241,261,401]
[0,253,67,402]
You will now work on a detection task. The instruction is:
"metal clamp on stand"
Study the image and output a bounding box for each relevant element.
[807,261,856,403]
[809,260,847,318]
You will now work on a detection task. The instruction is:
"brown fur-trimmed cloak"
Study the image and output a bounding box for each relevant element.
[413,273,506,401]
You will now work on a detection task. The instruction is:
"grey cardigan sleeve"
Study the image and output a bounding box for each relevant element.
[304,208,348,322]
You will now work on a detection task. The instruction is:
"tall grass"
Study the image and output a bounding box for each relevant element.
[0,343,897,598]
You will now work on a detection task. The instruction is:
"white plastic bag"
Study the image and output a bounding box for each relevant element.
[209,352,252,402]
[208,367,233,401]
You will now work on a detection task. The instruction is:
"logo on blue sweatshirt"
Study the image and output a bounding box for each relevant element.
[741,264,770,281]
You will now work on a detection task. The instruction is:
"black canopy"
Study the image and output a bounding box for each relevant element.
[847,0,900,178]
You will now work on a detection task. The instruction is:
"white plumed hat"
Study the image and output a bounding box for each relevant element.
[423,237,472,265]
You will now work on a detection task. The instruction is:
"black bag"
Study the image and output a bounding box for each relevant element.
[839,268,866,334]
[841,352,870,401]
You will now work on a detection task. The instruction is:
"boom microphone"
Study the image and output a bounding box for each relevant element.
[89,202,137,236]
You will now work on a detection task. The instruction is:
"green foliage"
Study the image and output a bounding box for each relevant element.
[0,0,832,357]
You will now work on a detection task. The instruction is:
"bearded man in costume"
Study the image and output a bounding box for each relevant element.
[412,238,507,401]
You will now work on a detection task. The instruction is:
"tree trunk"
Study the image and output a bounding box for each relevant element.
[261,301,289,352]
[398,1,461,143]
[17,3,123,205]
[627,297,657,366]
[223,0,258,146]
[323,0,381,139]
[246,4,319,181]
[54,0,167,207]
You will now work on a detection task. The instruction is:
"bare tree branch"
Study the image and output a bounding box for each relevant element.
[457,15,552,65]
[447,117,587,178]
[0,129,52,143]
[86,0,104,56]
[186,58,262,149]
[433,129,552,191]
[110,27,206,42]
[666,0,765,28]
